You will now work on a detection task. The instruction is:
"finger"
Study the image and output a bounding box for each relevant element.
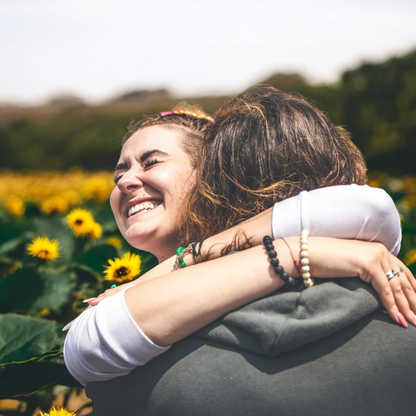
[394,271,416,326]
[83,297,97,304]
[388,274,415,326]
[402,263,416,292]
[367,265,401,325]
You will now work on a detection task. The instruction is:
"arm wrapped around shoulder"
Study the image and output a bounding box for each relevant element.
[63,286,170,386]
[272,184,401,255]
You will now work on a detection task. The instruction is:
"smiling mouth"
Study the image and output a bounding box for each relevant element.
[127,202,159,218]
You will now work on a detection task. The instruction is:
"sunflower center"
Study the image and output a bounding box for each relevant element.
[75,219,83,225]
[115,266,130,277]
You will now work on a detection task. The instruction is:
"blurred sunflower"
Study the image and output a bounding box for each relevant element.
[0,262,20,277]
[104,252,141,283]
[27,236,60,261]
[106,236,123,249]
[87,221,103,240]
[66,208,95,237]
[38,407,76,416]
[82,177,112,202]
[60,189,81,206]
[405,249,416,266]
[41,195,69,215]
[4,195,25,216]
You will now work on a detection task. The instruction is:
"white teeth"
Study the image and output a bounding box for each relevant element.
[127,203,158,217]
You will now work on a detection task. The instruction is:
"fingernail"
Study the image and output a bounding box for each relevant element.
[397,312,408,328]
[110,284,117,289]
[62,318,76,331]
[83,298,96,303]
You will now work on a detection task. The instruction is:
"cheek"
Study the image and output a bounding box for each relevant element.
[109,187,121,216]
[170,169,196,208]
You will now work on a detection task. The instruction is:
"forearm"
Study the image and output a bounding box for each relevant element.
[126,237,294,345]
[125,235,381,346]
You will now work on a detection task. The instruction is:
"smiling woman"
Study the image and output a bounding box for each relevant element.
[110,126,196,261]
[64,94,416,415]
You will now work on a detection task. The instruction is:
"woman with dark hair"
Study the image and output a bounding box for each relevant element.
[64,89,416,415]
[182,87,367,240]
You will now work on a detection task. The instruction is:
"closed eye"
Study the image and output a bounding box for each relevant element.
[143,158,160,168]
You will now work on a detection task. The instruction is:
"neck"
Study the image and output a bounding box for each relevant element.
[153,240,180,264]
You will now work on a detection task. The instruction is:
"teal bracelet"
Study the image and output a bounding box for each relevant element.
[172,243,195,271]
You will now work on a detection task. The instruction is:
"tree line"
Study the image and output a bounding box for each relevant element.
[1,49,415,174]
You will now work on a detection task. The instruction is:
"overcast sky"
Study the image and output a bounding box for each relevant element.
[1,0,416,105]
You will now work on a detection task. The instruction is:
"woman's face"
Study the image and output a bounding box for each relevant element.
[110,126,195,261]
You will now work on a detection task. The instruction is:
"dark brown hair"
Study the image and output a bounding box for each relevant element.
[180,87,367,243]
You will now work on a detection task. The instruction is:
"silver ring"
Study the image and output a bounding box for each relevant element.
[393,267,404,278]
[386,269,395,280]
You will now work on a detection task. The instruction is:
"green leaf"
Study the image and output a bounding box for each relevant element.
[0,219,25,243]
[0,267,76,314]
[32,269,76,313]
[0,314,64,366]
[0,361,76,398]
[77,244,118,275]
[0,235,27,256]
[0,267,41,313]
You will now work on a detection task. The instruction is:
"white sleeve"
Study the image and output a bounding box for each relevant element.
[272,184,402,256]
[63,286,170,386]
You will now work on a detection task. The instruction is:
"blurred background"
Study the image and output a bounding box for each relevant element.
[1,0,416,174]
[1,1,416,415]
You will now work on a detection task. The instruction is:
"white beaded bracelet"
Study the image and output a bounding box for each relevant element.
[300,229,314,288]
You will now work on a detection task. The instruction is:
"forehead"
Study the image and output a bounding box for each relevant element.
[121,126,183,157]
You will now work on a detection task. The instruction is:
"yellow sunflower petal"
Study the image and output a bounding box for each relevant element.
[104,252,141,283]
[66,208,96,238]
[27,236,60,261]
[38,406,77,416]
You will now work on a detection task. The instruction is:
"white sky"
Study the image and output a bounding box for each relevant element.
[1,0,416,105]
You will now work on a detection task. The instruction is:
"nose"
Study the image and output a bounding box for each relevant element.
[116,168,144,194]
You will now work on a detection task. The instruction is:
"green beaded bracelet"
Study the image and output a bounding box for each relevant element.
[172,243,195,271]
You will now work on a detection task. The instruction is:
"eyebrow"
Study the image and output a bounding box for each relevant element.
[114,149,169,171]
[140,149,169,162]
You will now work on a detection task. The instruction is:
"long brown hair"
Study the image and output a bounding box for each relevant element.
[180,87,367,243]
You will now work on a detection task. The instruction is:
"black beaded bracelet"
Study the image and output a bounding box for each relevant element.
[263,236,303,287]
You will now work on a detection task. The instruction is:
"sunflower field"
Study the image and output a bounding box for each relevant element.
[1,169,416,416]
[0,170,158,416]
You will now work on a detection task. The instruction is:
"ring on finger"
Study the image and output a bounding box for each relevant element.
[393,267,404,278]
[386,269,395,280]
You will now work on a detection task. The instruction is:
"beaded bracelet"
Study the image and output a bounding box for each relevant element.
[300,230,314,288]
[263,236,303,287]
[172,243,195,271]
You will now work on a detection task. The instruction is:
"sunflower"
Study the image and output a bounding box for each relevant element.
[40,195,69,215]
[27,236,60,261]
[104,252,141,283]
[66,208,95,237]
[4,195,25,216]
[38,407,76,416]
[87,221,103,240]
[405,248,416,265]
[82,177,112,202]
[106,236,123,249]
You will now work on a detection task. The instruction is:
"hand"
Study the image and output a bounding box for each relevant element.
[309,238,416,327]
[358,246,416,328]
[85,282,133,307]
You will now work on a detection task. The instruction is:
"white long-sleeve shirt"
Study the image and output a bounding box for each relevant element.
[64,184,401,386]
